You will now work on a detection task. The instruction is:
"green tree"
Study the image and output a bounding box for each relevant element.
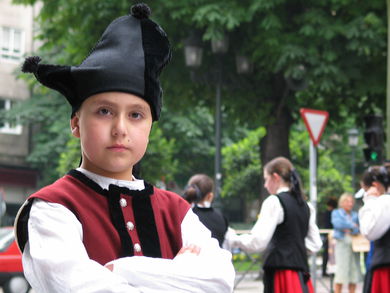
[222,127,264,201]
[162,0,386,198]
[11,0,386,197]
[1,88,71,185]
[290,123,353,201]
[221,122,354,222]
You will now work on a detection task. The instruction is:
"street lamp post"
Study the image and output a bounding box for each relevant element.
[184,33,251,199]
[210,36,229,200]
[348,128,359,189]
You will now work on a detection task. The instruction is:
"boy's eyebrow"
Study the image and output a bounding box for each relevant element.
[92,99,116,106]
[130,104,150,111]
[92,99,149,111]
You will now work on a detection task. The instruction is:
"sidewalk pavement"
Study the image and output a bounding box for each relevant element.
[0,276,362,293]
[233,272,363,293]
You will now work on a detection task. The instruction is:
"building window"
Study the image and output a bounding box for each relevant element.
[0,27,24,61]
[0,99,22,135]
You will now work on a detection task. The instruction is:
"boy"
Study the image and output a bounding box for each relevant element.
[15,3,235,292]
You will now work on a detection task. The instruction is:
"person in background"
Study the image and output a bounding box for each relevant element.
[183,174,229,248]
[359,165,390,293]
[322,197,338,277]
[228,156,322,293]
[331,193,362,293]
[14,4,235,292]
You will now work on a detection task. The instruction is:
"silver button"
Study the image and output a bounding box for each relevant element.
[119,198,127,207]
[126,221,134,231]
[134,243,141,252]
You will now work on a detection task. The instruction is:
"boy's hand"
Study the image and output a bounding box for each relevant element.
[176,244,201,256]
[105,263,114,271]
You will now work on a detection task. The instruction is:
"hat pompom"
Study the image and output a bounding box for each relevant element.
[131,3,151,19]
[22,56,42,73]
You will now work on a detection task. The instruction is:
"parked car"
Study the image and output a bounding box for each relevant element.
[0,226,30,293]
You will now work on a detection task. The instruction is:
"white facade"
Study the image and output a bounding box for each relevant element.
[0,0,38,213]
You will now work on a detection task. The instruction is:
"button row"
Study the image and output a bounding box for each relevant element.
[119,199,141,253]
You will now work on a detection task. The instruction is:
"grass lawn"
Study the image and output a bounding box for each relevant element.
[232,251,262,272]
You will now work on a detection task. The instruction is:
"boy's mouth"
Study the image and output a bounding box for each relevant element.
[107,144,129,151]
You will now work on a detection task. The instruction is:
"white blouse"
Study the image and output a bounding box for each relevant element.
[229,187,322,253]
[21,169,235,293]
[359,194,390,241]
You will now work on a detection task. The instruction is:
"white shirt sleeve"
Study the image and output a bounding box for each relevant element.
[305,202,323,253]
[23,199,138,293]
[229,196,322,253]
[231,195,283,253]
[109,209,235,293]
[359,194,390,241]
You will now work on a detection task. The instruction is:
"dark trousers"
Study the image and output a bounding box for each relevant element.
[322,238,329,275]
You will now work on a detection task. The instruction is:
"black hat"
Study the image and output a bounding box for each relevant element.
[21,3,171,121]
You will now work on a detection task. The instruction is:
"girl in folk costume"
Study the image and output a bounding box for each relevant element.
[228,156,322,293]
[359,165,390,293]
[14,3,234,292]
[183,174,229,248]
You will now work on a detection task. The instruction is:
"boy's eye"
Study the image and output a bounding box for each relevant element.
[98,108,112,115]
[130,112,142,119]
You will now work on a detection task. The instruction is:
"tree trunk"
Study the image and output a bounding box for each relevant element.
[260,105,293,164]
[260,89,293,202]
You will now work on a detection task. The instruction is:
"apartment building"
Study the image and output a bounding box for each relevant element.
[0,0,39,221]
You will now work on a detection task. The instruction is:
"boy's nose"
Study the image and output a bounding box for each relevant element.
[112,116,128,137]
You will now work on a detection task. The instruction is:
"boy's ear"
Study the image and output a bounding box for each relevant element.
[70,115,80,138]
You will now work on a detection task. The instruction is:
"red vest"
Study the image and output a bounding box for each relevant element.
[16,170,190,265]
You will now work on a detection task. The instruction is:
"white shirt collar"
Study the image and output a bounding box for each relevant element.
[76,167,145,191]
[276,187,290,194]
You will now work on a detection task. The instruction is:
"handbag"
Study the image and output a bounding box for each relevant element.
[351,234,370,252]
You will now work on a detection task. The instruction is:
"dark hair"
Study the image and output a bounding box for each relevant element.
[362,165,390,189]
[183,174,214,204]
[264,156,306,204]
[326,197,338,209]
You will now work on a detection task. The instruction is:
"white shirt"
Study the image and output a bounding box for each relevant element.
[21,169,235,293]
[229,187,322,253]
[359,193,390,241]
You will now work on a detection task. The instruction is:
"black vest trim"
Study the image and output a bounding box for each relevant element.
[133,194,162,257]
[68,169,106,195]
[15,199,34,253]
[68,169,160,258]
[67,169,154,197]
[107,184,134,257]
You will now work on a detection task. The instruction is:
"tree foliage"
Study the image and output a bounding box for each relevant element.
[163,0,386,201]
[9,0,387,211]
[162,0,386,121]
[222,127,264,201]
[221,121,355,222]
[290,123,354,203]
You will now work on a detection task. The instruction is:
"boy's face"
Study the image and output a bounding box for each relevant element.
[70,92,153,180]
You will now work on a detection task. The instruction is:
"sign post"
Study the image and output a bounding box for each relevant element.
[300,108,329,291]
